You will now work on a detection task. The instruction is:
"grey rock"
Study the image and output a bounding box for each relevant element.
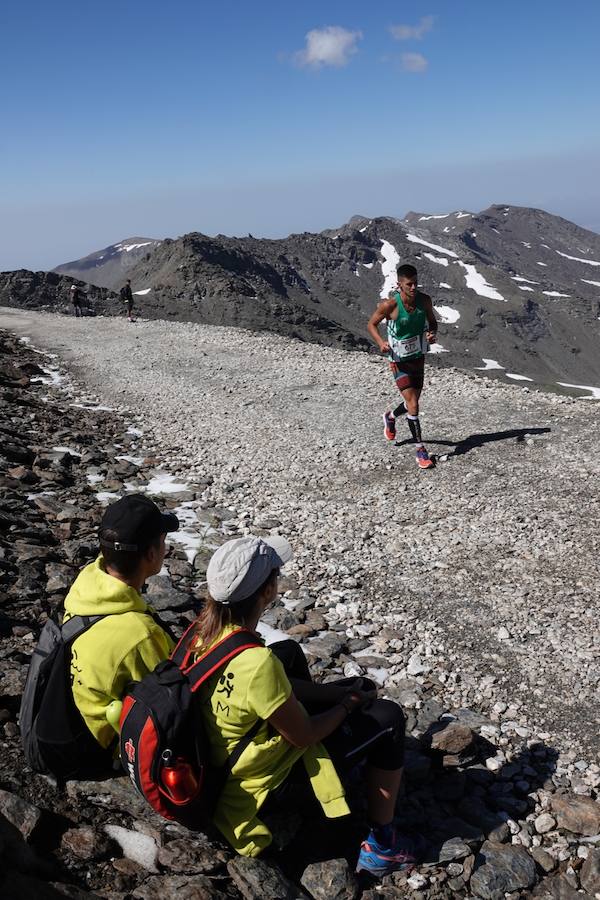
[157,838,229,874]
[61,825,111,860]
[0,788,41,840]
[580,848,600,895]
[438,837,472,862]
[300,858,359,899]
[131,873,229,899]
[227,856,307,899]
[552,795,600,836]
[470,840,536,900]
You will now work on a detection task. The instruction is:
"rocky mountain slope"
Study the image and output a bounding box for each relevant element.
[54,237,162,291]
[2,205,600,395]
[1,312,599,898]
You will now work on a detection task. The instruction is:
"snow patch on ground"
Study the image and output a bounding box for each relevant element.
[133,288,152,296]
[87,474,104,485]
[475,359,505,371]
[428,343,449,354]
[419,213,449,221]
[542,291,570,298]
[423,252,449,267]
[31,366,63,387]
[456,212,471,218]
[362,262,374,269]
[127,426,144,436]
[512,276,540,284]
[536,262,548,267]
[53,445,81,457]
[406,234,458,258]
[555,250,600,266]
[581,279,600,287]
[439,282,451,289]
[379,240,400,298]
[506,373,533,382]
[456,262,505,301]
[145,473,189,495]
[556,382,600,400]
[434,305,460,324]
[518,286,535,292]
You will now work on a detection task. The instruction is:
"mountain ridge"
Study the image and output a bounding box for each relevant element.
[2,204,599,396]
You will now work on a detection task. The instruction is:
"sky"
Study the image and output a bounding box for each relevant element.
[1,0,600,270]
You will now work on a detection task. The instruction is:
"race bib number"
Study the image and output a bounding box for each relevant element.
[391,334,422,359]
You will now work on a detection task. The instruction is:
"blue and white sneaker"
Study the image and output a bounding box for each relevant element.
[356,826,420,878]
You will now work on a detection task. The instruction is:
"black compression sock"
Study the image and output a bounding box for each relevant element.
[393,401,406,418]
[407,414,423,444]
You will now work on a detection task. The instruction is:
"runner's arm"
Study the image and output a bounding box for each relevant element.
[422,294,438,343]
[268,690,366,748]
[367,299,396,353]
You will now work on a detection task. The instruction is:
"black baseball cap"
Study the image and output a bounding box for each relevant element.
[99,494,179,552]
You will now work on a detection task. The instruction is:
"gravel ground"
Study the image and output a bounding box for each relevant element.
[2,307,599,761]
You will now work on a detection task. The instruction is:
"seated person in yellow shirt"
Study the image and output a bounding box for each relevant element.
[63,494,179,771]
[194,535,420,878]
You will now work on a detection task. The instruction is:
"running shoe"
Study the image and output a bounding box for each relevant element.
[356,827,420,878]
[383,411,396,442]
[416,447,434,469]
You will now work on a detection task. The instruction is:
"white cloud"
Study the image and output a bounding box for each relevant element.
[401,52,428,73]
[389,16,434,41]
[294,26,362,69]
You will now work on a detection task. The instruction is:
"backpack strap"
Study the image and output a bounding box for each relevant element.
[184,629,265,782]
[183,629,263,688]
[60,615,105,643]
[170,620,200,668]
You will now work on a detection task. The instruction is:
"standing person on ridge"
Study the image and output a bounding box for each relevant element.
[367,263,438,469]
[120,279,134,321]
[70,284,83,317]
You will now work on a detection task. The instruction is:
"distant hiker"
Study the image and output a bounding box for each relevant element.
[367,263,438,469]
[70,283,83,317]
[120,279,134,321]
[41,495,178,775]
[188,536,418,875]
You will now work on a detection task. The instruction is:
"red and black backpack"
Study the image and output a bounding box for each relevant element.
[119,624,263,824]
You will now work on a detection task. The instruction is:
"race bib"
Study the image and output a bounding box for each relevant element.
[391,333,423,359]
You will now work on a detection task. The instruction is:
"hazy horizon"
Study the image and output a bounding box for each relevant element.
[1,1,599,271]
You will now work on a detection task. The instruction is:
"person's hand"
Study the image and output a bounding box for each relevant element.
[427,331,437,344]
[380,341,391,354]
[342,681,377,712]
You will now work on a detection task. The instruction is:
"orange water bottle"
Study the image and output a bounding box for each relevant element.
[160,749,201,804]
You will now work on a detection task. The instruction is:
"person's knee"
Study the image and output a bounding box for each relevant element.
[373,699,406,739]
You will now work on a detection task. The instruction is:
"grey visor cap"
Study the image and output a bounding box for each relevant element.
[206,535,293,605]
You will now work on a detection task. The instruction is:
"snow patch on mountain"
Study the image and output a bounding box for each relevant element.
[114,241,155,253]
[475,359,505,371]
[556,250,600,266]
[582,279,600,287]
[406,234,458,258]
[456,262,505,301]
[556,382,600,400]
[542,291,570,298]
[134,288,152,296]
[423,252,449,266]
[512,276,540,284]
[419,213,449,221]
[379,240,400,298]
[434,305,460,324]
[506,373,533,382]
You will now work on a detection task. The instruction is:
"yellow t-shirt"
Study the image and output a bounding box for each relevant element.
[195,624,349,857]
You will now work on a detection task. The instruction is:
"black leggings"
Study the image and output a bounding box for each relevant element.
[270,640,405,771]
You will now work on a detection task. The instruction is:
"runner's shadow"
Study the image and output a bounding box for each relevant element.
[395,427,551,457]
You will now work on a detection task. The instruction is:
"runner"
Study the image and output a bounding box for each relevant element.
[367,264,438,469]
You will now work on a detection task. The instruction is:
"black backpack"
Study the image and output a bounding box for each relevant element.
[119,624,263,825]
[20,615,115,778]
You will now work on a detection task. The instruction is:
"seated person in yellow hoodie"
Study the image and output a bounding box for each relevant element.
[63,494,179,768]
[194,536,419,878]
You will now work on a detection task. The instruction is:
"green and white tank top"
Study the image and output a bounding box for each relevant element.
[387,292,427,361]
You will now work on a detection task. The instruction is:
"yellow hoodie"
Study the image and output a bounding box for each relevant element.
[63,556,174,748]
